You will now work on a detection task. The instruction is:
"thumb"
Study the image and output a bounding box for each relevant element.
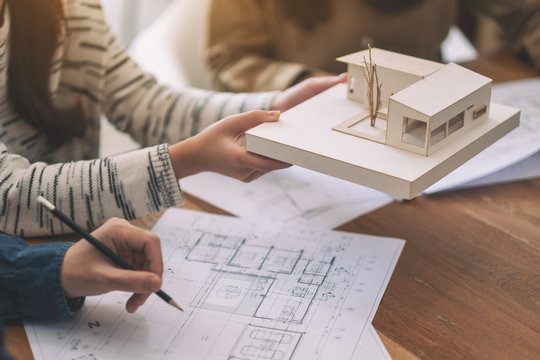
[106,269,162,294]
[224,110,280,134]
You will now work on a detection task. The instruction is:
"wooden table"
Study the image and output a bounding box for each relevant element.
[4,56,540,359]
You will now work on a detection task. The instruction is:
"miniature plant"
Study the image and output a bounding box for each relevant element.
[362,44,382,126]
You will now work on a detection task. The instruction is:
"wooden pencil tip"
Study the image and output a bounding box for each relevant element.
[169,299,183,311]
[36,196,55,211]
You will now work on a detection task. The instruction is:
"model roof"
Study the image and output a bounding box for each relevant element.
[337,48,445,78]
[390,62,492,117]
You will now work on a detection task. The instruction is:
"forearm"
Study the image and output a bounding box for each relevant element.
[102,28,276,145]
[210,55,315,92]
[474,0,540,70]
[0,236,83,320]
[206,0,317,92]
[168,137,201,180]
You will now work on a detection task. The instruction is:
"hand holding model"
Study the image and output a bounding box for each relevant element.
[168,74,347,182]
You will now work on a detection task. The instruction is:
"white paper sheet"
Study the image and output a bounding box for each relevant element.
[426,77,540,193]
[25,208,403,360]
[353,326,393,360]
[181,166,394,229]
[444,150,540,190]
[181,167,395,358]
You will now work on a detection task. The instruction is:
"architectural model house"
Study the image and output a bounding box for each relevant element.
[333,48,492,156]
[244,48,519,199]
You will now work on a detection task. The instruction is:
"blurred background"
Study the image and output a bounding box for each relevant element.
[101,0,171,44]
[99,0,503,157]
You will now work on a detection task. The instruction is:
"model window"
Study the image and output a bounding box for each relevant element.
[473,104,487,119]
[402,117,427,148]
[349,76,356,94]
[448,111,464,135]
[430,123,447,145]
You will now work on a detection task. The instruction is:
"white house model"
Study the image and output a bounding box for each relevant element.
[333,48,492,156]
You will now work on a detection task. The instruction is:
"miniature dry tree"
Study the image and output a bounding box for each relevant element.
[362,44,382,126]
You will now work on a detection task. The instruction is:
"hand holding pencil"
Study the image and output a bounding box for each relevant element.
[37,196,182,313]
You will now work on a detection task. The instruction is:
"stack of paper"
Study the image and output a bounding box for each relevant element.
[181,166,394,228]
[180,168,397,358]
[426,77,540,193]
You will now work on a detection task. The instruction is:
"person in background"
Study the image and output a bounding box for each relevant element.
[206,0,540,92]
[0,218,164,358]
[0,0,345,237]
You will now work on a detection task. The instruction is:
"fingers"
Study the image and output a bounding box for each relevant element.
[126,293,152,313]
[239,151,291,173]
[120,225,163,277]
[241,169,275,183]
[95,218,164,277]
[219,110,291,177]
[219,111,290,172]
[222,110,280,135]
[306,72,347,95]
[270,73,347,111]
[226,154,291,183]
[242,170,264,183]
[62,219,165,302]
[107,269,162,294]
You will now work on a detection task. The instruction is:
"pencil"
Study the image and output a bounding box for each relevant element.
[36,195,183,311]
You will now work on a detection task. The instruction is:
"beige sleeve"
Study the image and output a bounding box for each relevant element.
[474,0,540,70]
[206,0,312,92]
[0,142,183,237]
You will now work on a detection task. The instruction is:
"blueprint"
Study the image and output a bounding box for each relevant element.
[181,167,395,358]
[181,166,394,229]
[25,208,403,360]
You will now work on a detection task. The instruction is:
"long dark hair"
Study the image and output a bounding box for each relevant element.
[6,0,85,142]
[277,0,425,31]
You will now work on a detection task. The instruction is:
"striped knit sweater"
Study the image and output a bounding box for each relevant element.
[0,0,275,237]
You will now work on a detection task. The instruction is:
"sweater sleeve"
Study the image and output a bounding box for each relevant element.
[0,143,183,237]
[100,18,277,146]
[474,0,540,70]
[0,235,83,320]
[0,0,280,237]
[206,0,313,92]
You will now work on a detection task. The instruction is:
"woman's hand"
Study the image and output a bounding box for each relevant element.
[167,75,348,182]
[61,218,163,313]
[169,110,291,182]
[270,73,347,111]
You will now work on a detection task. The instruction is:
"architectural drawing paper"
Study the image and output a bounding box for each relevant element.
[25,208,404,360]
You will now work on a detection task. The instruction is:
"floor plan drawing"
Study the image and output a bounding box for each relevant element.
[25,208,404,360]
[229,324,303,360]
